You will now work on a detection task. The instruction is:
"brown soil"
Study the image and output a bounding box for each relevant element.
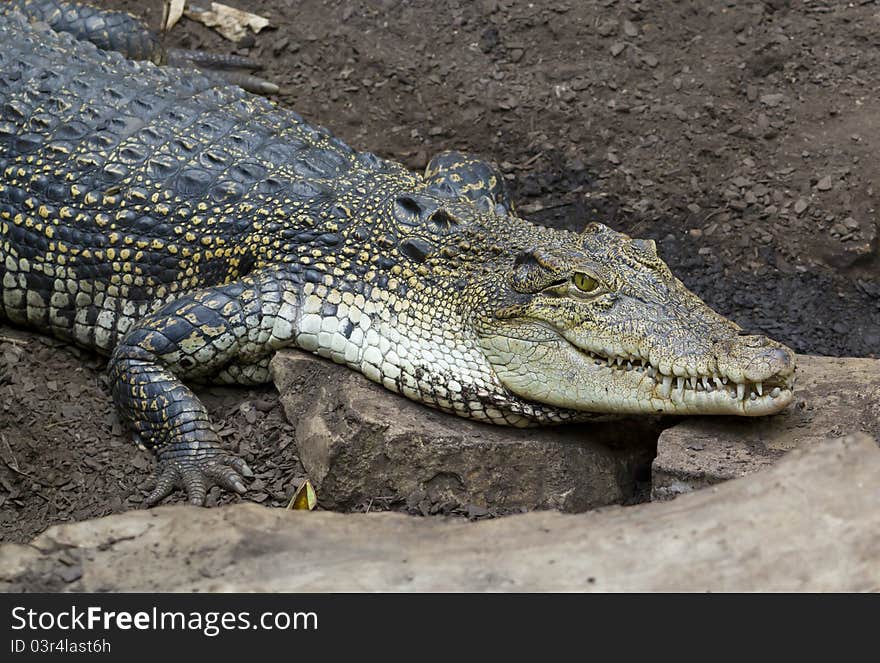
[2,0,878,543]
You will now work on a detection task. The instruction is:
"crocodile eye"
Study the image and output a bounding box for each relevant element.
[572,272,600,294]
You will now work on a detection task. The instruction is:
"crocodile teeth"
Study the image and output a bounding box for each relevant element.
[586,352,787,404]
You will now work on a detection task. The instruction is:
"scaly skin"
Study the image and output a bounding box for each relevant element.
[2,0,278,93]
[0,3,796,505]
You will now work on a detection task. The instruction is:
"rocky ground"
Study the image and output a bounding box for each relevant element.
[3,435,877,592]
[1,0,879,543]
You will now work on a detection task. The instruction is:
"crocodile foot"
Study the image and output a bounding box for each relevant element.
[145,446,254,507]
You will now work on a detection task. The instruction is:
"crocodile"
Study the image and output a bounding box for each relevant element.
[0,1,796,506]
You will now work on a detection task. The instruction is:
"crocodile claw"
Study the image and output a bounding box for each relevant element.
[145,451,253,507]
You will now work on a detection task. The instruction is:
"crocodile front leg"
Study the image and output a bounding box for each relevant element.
[108,267,301,506]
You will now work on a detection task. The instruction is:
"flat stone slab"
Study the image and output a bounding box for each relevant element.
[2,434,876,592]
[652,355,880,499]
[270,351,657,514]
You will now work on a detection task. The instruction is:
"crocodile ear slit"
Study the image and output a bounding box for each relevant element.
[511,248,566,293]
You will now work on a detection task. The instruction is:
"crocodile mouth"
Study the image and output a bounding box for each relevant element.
[570,345,795,415]
[479,322,795,418]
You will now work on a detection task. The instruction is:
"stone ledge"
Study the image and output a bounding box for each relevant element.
[2,434,877,592]
[269,350,658,514]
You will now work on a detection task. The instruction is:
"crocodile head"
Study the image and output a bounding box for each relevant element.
[472,222,796,416]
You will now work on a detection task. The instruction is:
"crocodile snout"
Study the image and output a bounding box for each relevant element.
[715,334,796,385]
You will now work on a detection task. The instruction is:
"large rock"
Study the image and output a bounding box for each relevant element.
[2,434,877,592]
[269,351,658,513]
[652,355,880,500]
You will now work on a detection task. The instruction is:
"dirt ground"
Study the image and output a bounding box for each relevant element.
[1,0,878,543]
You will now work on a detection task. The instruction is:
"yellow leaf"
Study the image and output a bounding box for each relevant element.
[287,480,317,511]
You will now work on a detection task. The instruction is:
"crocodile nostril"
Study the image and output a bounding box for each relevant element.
[746,345,795,381]
[764,347,793,370]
